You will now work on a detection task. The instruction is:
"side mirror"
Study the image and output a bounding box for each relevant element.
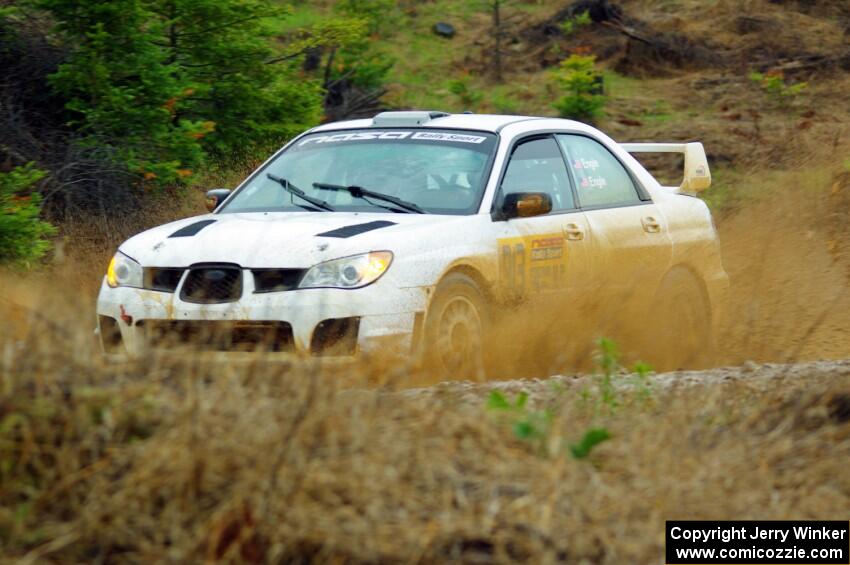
[499,192,553,220]
[205,189,231,212]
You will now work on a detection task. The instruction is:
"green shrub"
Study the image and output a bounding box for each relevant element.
[35,0,323,185]
[335,0,398,35]
[491,92,520,114]
[0,164,56,266]
[551,54,605,122]
[749,70,807,109]
[447,76,484,110]
[560,9,591,36]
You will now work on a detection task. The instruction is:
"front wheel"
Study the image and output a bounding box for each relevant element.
[423,273,489,381]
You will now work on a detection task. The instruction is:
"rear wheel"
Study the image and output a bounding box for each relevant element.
[424,273,489,380]
[650,268,713,370]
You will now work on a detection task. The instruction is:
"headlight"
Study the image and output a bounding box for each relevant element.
[106,251,143,288]
[298,251,393,289]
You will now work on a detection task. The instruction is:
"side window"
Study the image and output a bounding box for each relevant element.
[556,135,641,208]
[501,137,575,212]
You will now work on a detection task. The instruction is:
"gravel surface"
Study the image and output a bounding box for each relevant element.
[399,359,850,404]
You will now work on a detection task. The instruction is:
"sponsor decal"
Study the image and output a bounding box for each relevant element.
[411,132,487,144]
[531,236,565,261]
[580,176,608,189]
[573,157,601,171]
[499,233,568,296]
[298,131,488,147]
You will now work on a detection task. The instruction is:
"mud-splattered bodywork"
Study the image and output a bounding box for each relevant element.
[96,114,728,357]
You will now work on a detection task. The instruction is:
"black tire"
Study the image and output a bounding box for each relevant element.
[423,273,490,381]
[650,268,713,371]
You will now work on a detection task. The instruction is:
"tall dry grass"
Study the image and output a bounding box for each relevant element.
[2,302,849,563]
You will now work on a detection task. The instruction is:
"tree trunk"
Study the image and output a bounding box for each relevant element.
[493,0,502,82]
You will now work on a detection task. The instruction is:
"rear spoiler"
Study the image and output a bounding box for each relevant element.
[620,142,711,194]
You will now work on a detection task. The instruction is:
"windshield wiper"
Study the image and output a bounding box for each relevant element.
[312,182,425,214]
[267,173,334,212]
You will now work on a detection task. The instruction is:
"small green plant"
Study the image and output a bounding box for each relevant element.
[447,76,484,110]
[560,10,591,36]
[593,337,620,410]
[486,390,611,460]
[630,361,654,403]
[487,390,553,443]
[0,163,56,267]
[749,70,807,108]
[569,427,611,459]
[551,53,605,122]
[583,338,655,413]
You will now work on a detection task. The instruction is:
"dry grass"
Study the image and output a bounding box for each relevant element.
[2,304,849,563]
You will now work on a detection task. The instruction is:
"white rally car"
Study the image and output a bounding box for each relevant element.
[97,111,728,372]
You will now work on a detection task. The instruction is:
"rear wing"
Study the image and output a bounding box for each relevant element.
[620,142,711,194]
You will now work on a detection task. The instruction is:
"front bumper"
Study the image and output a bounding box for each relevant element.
[96,277,428,358]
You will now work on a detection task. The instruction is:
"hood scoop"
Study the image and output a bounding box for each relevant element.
[316,220,396,239]
[169,219,217,238]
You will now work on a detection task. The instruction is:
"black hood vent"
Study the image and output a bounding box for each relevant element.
[316,220,396,239]
[169,219,217,238]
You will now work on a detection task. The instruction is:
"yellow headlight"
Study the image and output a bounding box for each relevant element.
[106,255,118,287]
[365,252,392,279]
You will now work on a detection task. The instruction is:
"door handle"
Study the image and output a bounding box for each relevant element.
[563,223,585,240]
[642,216,662,233]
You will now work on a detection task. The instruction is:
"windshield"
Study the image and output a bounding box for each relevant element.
[219,129,498,215]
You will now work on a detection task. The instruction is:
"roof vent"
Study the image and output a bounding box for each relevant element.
[372,111,450,127]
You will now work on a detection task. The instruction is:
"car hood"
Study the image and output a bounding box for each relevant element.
[119,211,465,268]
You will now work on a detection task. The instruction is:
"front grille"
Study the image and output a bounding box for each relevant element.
[180,265,242,304]
[144,268,184,292]
[252,268,305,293]
[140,320,294,352]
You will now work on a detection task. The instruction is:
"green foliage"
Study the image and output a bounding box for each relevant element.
[593,337,620,410]
[749,70,807,108]
[35,0,323,185]
[447,76,484,109]
[0,164,56,266]
[582,338,655,413]
[630,361,654,402]
[327,32,394,92]
[560,10,591,36]
[569,427,611,459]
[486,390,611,460]
[0,5,20,19]
[335,0,398,35]
[307,1,394,118]
[551,54,605,122]
[487,390,553,445]
[486,389,525,410]
[491,92,519,114]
